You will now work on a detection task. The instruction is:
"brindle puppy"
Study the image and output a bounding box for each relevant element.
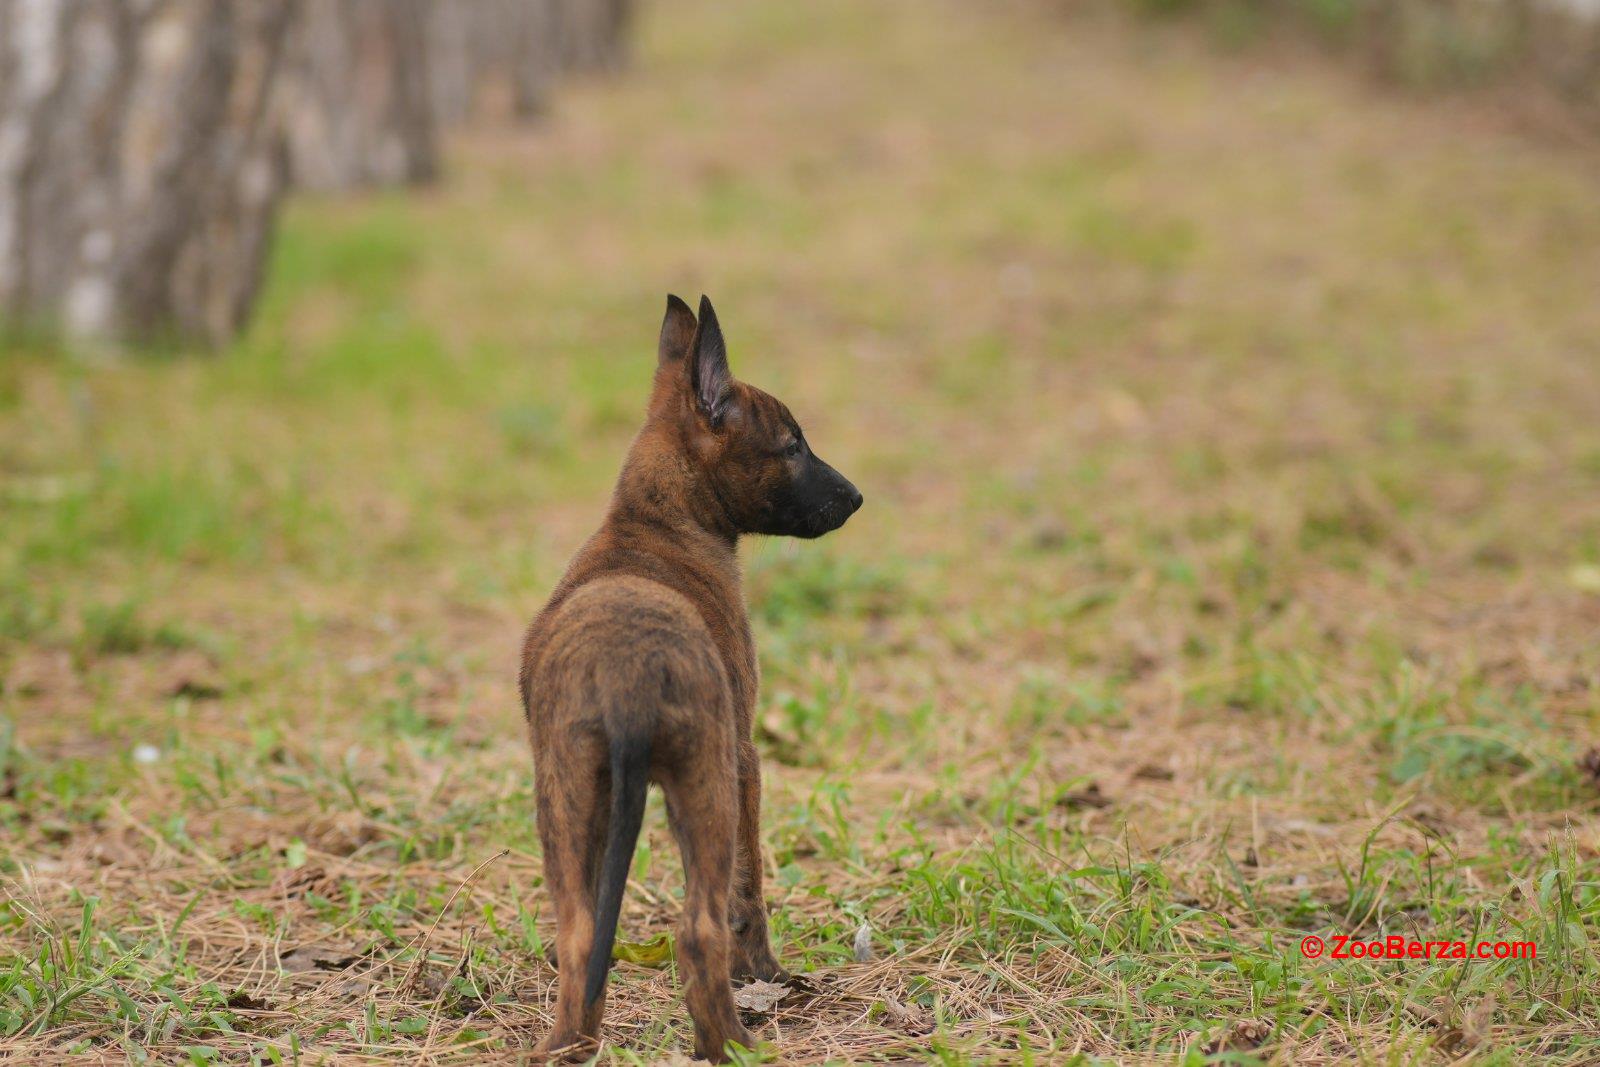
[519,295,862,1061]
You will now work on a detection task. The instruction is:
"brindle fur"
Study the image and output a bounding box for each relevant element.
[520,295,862,1061]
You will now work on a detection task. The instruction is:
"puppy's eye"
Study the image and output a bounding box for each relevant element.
[784,440,802,458]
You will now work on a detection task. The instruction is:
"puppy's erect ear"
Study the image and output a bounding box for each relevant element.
[658,294,696,366]
[689,295,733,425]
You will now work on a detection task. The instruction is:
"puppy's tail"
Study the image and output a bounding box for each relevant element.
[584,731,651,1008]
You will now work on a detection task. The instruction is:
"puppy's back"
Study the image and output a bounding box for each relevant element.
[525,575,733,756]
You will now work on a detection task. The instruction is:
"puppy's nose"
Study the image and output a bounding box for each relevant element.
[846,486,863,513]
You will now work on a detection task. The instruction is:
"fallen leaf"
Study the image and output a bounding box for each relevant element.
[279,945,358,973]
[612,932,673,967]
[852,922,875,962]
[160,650,225,700]
[733,979,790,1016]
[415,967,453,999]
[881,995,932,1036]
[1057,782,1111,810]
[1133,763,1174,781]
[1202,1018,1271,1054]
[304,812,384,856]
[1580,748,1600,786]
[1435,993,1496,1052]
[755,713,805,767]
[1569,564,1600,594]
[87,832,144,867]
[779,972,824,997]
[1030,521,1069,550]
[273,864,336,900]
[225,991,271,1011]
[1099,387,1146,429]
[2,650,78,698]
[172,677,225,699]
[1461,994,1496,1047]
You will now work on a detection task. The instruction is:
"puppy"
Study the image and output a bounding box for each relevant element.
[519,295,862,1060]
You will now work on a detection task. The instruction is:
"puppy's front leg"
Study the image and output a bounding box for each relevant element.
[728,740,789,983]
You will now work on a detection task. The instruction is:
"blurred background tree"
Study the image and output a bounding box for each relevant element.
[0,0,631,349]
[1,0,1594,350]
[280,0,438,191]
[1126,0,1600,103]
[0,1,294,348]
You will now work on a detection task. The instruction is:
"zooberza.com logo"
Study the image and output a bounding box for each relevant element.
[1300,934,1536,961]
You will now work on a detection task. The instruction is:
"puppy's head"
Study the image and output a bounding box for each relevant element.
[654,294,862,539]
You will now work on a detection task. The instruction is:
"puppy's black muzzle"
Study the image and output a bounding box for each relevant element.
[796,458,862,538]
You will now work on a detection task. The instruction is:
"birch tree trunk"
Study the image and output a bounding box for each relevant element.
[0,0,294,348]
[0,0,635,349]
[555,0,633,76]
[426,0,631,125]
[279,0,437,191]
[427,0,555,123]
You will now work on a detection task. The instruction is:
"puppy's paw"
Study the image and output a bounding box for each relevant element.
[532,1031,596,1063]
[731,949,790,985]
[696,1025,759,1063]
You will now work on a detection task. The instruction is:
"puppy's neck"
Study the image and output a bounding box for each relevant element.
[606,422,739,556]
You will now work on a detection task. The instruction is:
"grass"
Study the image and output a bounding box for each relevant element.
[4,0,1600,1061]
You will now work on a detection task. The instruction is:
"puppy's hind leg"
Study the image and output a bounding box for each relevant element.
[533,734,609,1060]
[662,741,756,1062]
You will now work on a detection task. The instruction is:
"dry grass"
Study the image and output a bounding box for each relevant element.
[3,0,1600,1062]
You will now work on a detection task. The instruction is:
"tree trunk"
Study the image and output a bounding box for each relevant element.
[0,0,294,348]
[0,0,635,348]
[279,0,437,191]
[554,0,633,76]
[424,0,484,125]
[425,0,630,125]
